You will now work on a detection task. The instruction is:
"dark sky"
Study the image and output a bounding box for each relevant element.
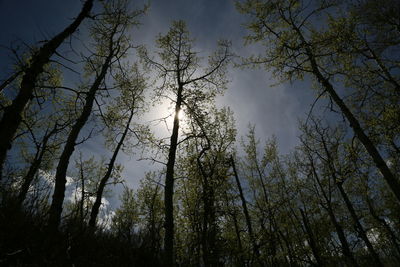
[0,0,317,202]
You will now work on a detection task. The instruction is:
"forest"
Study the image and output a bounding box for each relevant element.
[0,0,399,266]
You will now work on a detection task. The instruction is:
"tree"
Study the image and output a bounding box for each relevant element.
[88,64,147,229]
[0,0,94,179]
[111,186,139,243]
[239,127,282,265]
[47,0,145,232]
[175,107,236,266]
[329,0,400,185]
[140,20,231,266]
[64,154,108,229]
[17,122,66,206]
[300,132,359,266]
[2,64,70,205]
[230,155,260,264]
[135,172,164,255]
[300,118,384,266]
[237,0,400,202]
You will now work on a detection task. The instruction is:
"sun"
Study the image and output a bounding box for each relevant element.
[177,109,185,120]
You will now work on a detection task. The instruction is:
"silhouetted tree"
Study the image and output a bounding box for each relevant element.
[89,65,146,229]
[0,0,94,179]
[237,0,400,202]
[140,20,231,266]
[48,0,144,232]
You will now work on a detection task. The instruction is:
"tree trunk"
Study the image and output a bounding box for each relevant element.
[232,210,245,266]
[201,189,211,267]
[79,157,85,227]
[0,0,93,179]
[277,229,296,267]
[230,155,261,264]
[289,21,400,202]
[17,130,52,205]
[325,205,358,267]
[150,184,161,253]
[47,51,113,233]
[196,147,220,267]
[0,70,22,92]
[164,84,183,267]
[88,108,135,229]
[309,157,358,267]
[302,40,400,202]
[318,129,383,266]
[222,190,245,266]
[201,175,213,267]
[366,195,400,261]
[299,208,325,266]
[336,183,383,266]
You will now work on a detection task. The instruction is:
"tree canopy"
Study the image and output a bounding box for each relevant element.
[0,0,399,266]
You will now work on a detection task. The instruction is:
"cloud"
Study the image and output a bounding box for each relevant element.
[25,170,116,227]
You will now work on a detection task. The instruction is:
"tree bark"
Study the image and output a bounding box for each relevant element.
[78,157,86,226]
[0,70,22,92]
[0,0,94,179]
[17,128,53,205]
[300,34,400,202]
[317,128,384,266]
[299,208,325,266]
[366,195,400,261]
[326,206,358,267]
[336,183,383,266]
[88,108,135,229]
[230,155,261,264]
[309,157,359,267]
[231,208,245,266]
[164,84,183,267]
[199,166,216,267]
[47,51,113,233]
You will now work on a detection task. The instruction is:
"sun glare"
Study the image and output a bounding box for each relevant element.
[177,109,185,120]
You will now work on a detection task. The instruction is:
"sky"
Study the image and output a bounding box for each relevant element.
[0,0,318,206]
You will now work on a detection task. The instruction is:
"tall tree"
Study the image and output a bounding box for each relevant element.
[47,0,144,232]
[0,0,94,179]
[140,20,231,266]
[301,146,359,266]
[111,186,139,243]
[88,64,146,229]
[301,118,383,266]
[17,122,66,206]
[136,172,164,255]
[230,155,260,264]
[176,107,236,266]
[237,0,400,202]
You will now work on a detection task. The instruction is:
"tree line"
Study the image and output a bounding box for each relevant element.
[0,0,399,266]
